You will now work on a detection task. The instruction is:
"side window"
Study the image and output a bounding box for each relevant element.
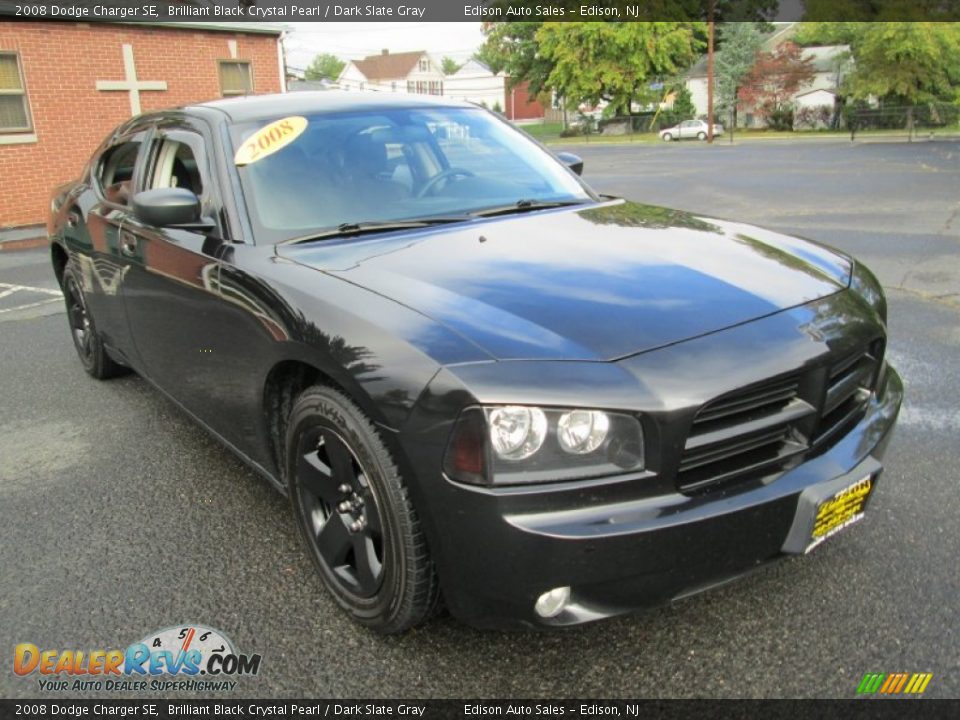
[97,141,141,206]
[149,139,203,197]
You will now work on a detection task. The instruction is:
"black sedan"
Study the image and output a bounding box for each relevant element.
[48,92,902,632]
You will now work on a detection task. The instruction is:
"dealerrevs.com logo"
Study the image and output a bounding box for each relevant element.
[14,624,261,693]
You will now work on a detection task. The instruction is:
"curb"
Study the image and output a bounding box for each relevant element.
[0,236,48,252]
[0,224,48,252]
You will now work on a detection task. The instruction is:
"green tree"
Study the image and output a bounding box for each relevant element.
[305,53,345,82]
[846,23,960,104]
[715,22,766,125]
[670,85,697,118]
[476,22,553,93]
[441,57,462,76]
[536,22,705,115]
[796,21,960,104]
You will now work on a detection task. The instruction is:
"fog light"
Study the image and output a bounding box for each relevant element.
[534,586,571,618]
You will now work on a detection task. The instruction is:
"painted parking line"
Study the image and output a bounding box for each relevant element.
[0,282,63,315]
[0,282,62,297]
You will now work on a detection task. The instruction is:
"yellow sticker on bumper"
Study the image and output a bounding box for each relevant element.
[234,116,307,166]
[808,475,873,550]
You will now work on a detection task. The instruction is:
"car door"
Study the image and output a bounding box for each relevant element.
[678,120,694,139]
[120,120,239,433]
[80,129,151,363]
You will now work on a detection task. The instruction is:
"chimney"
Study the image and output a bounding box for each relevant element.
[382,49,389,55]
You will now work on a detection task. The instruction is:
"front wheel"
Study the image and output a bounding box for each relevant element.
[662,133,673,142]
[286,385,439,634]
[697,131,707,140]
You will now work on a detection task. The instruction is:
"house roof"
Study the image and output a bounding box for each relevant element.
[794,87,838,98]
[352,51,426,81]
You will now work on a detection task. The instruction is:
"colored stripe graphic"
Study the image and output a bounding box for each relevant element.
[858,672,932,695]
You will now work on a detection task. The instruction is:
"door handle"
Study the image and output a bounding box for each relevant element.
[120,231,137,257]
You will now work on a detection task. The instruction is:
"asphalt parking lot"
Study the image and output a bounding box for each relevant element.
[1,140,958,699]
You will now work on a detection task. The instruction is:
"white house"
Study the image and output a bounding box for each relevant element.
[685,23,850,128]
[337,49,444,95]
[443,59,506,110]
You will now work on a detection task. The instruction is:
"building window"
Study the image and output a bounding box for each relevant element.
[407,81,414,93]
[0,52,33,133]
[391,82,397,92]
[418,58,429,72]
[218,60,253,96]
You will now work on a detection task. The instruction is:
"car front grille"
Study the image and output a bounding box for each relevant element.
[815,345,882,444]
[677,343,882,495]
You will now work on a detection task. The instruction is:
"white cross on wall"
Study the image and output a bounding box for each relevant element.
[96,44,167,116]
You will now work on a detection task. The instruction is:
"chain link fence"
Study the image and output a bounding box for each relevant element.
[531,102,960,143]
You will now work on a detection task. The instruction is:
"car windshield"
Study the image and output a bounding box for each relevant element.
[227,106,593,243]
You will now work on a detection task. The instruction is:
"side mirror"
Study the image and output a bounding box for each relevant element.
[556,151,584,176]
[132,188,202,228]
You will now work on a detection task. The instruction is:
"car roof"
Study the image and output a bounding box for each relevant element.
[186,91,477,123]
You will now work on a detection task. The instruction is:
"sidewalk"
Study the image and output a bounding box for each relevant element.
[0,225,47,252]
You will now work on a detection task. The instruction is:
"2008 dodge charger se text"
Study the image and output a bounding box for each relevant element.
[48,93,902,632]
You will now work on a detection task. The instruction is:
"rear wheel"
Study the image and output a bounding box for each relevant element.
[62,260,127,379]
[286,385,439,633]
[697,131,707,140]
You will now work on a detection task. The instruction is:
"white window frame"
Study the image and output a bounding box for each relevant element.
[218,59,254,97]
[0,51,34,134]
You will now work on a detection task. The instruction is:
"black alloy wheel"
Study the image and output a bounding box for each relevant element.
[287,385,439,633]
[297,425,385,597]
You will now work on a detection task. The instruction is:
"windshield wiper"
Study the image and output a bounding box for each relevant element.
[468,199,590,219]
[284,217,467,245]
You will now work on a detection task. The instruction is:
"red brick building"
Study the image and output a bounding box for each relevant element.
[0,21,284,231]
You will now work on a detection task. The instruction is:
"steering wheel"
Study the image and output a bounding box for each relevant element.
[416,167,475,198]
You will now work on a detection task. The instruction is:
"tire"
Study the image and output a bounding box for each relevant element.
[286,385,439,634]
[662,133,673,142]
[697,131,707,140]
[62,259,127,379]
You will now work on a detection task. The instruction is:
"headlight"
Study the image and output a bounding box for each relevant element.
[444,405,645,486]
[557,410,609,454]
[488,406,547,460]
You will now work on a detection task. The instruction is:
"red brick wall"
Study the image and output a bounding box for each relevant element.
[505,81,545,122]
[0,21,282,229]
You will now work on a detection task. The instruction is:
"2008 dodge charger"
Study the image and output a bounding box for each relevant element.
[48,92,902,632]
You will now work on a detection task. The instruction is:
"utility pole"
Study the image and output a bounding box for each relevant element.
[706,4,715,144]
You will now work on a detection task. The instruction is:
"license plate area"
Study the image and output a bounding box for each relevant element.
[805,474,874,553]
[780,458,882,556]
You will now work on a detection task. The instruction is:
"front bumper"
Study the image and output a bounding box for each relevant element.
[414,365,902,629]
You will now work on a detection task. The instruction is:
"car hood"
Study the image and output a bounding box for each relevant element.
[276,200,852,361]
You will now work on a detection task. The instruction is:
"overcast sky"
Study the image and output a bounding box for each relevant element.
[283,22,486,71]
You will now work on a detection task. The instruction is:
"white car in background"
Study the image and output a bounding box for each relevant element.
[660,119,724,141]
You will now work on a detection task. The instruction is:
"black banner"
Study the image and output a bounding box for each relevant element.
[2,700,960,719]
[1,0,958,23]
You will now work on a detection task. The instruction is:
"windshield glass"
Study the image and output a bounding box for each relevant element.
[228,106,593,243]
